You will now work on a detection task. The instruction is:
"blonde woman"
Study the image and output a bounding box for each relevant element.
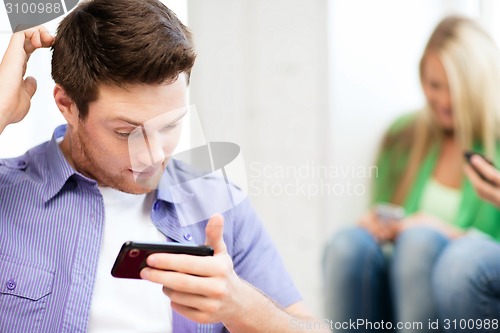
[324,16,500,333]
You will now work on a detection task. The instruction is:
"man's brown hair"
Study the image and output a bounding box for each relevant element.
[51,0,196,119]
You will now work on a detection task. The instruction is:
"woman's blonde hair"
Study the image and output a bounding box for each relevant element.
[392,15,500,204]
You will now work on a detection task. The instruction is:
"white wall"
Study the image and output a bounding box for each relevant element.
[188,0,330,316]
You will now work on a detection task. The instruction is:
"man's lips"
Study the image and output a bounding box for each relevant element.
[129,166,162,177]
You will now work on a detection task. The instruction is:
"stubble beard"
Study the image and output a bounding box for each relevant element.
[73,127,156,195]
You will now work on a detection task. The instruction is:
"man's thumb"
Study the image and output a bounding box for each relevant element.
[24,76,37,98]
[205,214,226,254]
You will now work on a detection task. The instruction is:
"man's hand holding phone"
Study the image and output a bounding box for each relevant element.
[464,151,500,207]
[138,214,247,325]
[111,242,214,279]
[0,26,54,134]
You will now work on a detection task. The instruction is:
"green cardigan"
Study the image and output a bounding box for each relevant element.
[372,112,500,241]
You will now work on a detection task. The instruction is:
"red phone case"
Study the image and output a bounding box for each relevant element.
[111,241,214,279]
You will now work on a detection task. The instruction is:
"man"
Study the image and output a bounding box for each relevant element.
[0,0,328,332]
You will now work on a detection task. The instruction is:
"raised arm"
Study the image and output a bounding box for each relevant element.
[0,26,54,134]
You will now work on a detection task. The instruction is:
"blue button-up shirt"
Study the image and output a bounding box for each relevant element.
[0,125,301,333]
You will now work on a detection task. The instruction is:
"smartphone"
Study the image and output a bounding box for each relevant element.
[111,241,214,279]
[375,203,405,222]
[464,150,496,183]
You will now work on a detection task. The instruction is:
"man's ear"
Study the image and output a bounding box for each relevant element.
[53,85,79,126]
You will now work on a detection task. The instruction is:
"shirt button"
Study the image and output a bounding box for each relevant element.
[183,233,193,241]
[6,279,16,290]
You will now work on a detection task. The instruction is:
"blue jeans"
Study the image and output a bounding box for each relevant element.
[324,227,449,332]
[432,236,500,333]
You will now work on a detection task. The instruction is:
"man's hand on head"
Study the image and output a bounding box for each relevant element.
[0,26,54,134]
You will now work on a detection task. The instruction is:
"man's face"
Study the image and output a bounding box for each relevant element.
[69,75,188,194]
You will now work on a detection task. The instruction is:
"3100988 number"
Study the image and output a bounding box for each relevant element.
[443,319,499,330]
[5,2,62,14]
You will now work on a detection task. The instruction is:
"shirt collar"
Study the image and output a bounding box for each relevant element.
[42,125,85,202]
[156,160,194,204]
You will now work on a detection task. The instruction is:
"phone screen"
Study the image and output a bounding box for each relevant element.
[375,203,405,222]
[111,241,214,279]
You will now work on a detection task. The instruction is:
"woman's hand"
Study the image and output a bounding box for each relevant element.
[465,154,500,207]
[358,211,398,243]
[359,210,464,242]
[396,213,464,239]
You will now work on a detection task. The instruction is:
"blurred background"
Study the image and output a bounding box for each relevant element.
[1,0,500,317]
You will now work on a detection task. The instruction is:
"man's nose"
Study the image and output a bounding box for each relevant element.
[133,130,166,167]
[144,132,165,165]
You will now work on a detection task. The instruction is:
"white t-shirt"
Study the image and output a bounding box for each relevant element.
[87,186,172,333]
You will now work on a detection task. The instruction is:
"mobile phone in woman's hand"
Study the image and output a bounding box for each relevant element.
[464,150,496,184]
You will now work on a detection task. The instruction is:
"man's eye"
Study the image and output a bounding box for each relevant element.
[116,132,131,138]
[161,122,179,132]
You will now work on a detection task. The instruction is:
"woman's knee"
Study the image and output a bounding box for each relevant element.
[324,227,385,278]
[323,227,391,321]
[325,227,380,263]
[393,227,449,273]
[395,227,449,260]
[433,237,500,305]
[390,228,450,321]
